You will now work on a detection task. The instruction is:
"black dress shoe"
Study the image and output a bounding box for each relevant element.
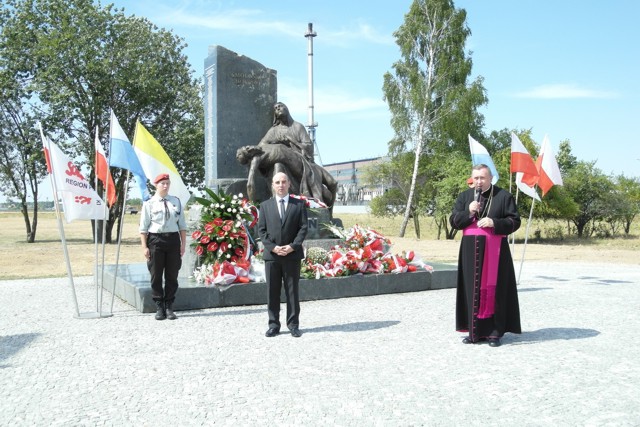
[265,328,280,337]
[488,338,501,347]
[462,336,473,344]
[290,328,302,338]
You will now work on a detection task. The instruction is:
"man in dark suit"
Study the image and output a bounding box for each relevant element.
[257,172,308,338]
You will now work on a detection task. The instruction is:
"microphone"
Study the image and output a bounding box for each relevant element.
[474,187,482,218]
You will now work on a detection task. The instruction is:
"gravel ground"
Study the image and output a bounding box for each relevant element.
[1,261,640,426]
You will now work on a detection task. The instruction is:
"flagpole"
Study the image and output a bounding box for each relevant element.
[510,173,518,252]
[110,170,131,313]
[97,126,112,318]
[40,125,82,318]
[109,115,135,313]
[93,129,100,314]
[517,197,536,285]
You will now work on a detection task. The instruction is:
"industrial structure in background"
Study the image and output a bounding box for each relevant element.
[324,157,388,206]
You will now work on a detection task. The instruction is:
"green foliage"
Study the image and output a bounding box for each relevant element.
[562,161,614,237]
[381,0,487,237]
[0,0,204,242]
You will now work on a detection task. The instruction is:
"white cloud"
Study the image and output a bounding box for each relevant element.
[146,5,392,47]
[277,81,387,120]
[513,83,618,99]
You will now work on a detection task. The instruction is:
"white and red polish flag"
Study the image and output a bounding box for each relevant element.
[511,132,540,201]
[510,133,539,177]
[95,130,117,207]
[536,135,563,197]
[41,132,108,223]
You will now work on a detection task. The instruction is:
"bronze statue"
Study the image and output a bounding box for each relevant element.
[237,102,337,208]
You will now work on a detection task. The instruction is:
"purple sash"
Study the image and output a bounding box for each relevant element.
[463,222,503,319]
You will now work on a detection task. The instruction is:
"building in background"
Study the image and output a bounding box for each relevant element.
[323,157,388,205]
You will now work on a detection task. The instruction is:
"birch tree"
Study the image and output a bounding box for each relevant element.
[383,0,486,237]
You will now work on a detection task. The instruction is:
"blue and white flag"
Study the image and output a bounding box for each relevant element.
[109,110,150,201]
[468,134,499,184]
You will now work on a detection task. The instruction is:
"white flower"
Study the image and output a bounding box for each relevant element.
[227,208,231,212]
[232,208,237,213]
[233,195,238,200]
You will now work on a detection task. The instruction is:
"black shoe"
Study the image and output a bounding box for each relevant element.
[166,307,177,320]
[265,328,280,337]
[462,336,473,344]
[154,301,166,321]
[290,328,302,338]
[488,338,501,347]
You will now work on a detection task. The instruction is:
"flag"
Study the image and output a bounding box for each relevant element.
[95,130,116,207]
[133,121,191,208]
[515,172,541,201]
[468,135,499,184]
[510,133,539,177]
[40,132,108,223]
[537,135,563,196]
[109,111,150,201]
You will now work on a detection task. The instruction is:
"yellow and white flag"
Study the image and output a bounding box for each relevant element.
[132,121,191,207]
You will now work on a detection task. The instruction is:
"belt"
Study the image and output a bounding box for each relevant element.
[149,232,178,237]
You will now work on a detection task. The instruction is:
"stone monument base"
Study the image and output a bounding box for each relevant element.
[103,262,457,313]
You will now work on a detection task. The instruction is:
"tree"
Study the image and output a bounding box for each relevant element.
[363,151,426,237]
[0,8,47,242]
[613,175,640,235]
[383,0,487,237]
[0,96,46,242]
[562,161,614,237]
[0,0,204,242]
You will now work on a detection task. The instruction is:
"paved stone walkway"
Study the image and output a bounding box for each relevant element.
[1,261,639,426]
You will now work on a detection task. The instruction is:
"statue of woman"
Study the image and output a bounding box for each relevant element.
[237,102,336,208]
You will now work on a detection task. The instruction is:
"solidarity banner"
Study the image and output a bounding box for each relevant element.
[42,134,107,223]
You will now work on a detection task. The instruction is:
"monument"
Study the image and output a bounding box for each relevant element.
[204,45,277,191]
[103,45,456,313]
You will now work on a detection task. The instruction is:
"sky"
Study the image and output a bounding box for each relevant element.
[4,1,640,203]
[107,0,639,178]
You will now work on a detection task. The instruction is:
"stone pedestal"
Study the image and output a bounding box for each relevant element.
[103,262,457,313]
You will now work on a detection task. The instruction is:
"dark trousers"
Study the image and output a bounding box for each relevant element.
[147,233,181,303]
[265,259,301,330]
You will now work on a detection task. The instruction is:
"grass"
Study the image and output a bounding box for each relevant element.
[1,210,638,280]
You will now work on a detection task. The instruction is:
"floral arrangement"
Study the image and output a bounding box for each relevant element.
[191,188,259,287]
[301,224,432,279]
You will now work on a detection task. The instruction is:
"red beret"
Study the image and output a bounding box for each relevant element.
[153,173,170,184]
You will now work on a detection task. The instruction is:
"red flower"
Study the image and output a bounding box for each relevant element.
[234,247,245,256]
[192,230,202,240]
[195,245,204,256]
[207,242,219,252]
[200,235,210,245]
[220,241,229,253]
[204,223,215,234]
[217,230,226,237]
[213,217,224,226]
[222,224,232,232]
